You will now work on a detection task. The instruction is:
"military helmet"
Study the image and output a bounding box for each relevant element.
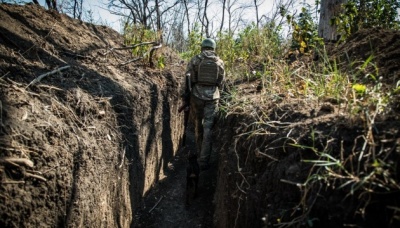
[201,38,216,49]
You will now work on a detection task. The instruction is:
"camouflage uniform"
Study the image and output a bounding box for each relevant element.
[186,50,225,169]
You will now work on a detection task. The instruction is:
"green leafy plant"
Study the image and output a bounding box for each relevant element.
[352,83,366,94]
[334,0,400,40]
[285,6,323,54]
[157,55,165,69]
[394,80,400,94]
[123,23,158,56]
[217,22,284,81]
[180,24,203,60]
[288,122,400,226]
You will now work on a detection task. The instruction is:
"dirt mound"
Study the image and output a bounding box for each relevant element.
[331,27,400,86]
[0,3,184,227]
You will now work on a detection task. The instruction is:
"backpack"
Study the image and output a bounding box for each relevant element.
[196,52,220,86]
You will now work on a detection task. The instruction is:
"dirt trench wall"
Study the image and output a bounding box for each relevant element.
[212,100,400,228]
[213,113,307,228]
[0,4,185,228]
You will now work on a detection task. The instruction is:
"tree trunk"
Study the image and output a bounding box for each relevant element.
[254,0,259,28]
[318,0,347,41]
[203,0,210,37]
[155,0,162,42]
[183,0,191,35]
[219,0,226,33]
[73,0,77,18]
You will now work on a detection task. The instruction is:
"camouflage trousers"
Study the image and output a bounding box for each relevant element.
[189,95,218,167]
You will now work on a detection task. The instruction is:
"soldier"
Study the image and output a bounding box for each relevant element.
[185,38,225,171]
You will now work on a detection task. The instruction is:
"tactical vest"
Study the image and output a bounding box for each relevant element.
[196,53,219,86]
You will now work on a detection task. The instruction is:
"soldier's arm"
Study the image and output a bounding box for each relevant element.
[189,56,200,86]
[181,57,197,100]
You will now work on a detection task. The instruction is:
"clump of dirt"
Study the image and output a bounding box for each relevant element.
[0,3,185,227]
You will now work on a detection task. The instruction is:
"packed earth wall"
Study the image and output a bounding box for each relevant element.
[0,4,185,227]
[213,97,400,228]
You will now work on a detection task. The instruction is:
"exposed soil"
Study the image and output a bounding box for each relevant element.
[0,3,186,227]
[1,3,400,228]
[133,124,218,228]
[210,27,400,228]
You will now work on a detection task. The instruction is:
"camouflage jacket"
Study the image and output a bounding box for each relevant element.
[185,50,225,101]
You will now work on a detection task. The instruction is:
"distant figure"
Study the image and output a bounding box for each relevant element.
[185,38,225,171]
[46,0,57,11]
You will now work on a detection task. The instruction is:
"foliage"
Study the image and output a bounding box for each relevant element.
[299,121,400,216]
[217,22,285,80]
[180,24,203,60]
[123,23,159,57]
[156,55,165,69]
[352,83,366,94]
[180,22,285,82]
[334,0,400,40]
[285,5,323,54]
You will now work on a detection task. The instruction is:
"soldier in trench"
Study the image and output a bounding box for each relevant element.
[184,38,225,171]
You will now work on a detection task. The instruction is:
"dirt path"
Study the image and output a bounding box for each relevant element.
[133,125,218,228]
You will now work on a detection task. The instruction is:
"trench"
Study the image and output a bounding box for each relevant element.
[1,5,399,227]
[136,96,400,228]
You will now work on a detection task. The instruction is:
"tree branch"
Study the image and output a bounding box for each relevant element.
[26,65,70,88]
[102,41,158,55]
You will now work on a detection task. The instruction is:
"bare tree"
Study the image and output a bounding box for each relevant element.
[193,0,210,37]
[225,0,247,35]
[72,0,83,20]
[253,0,265,28]
[46,0,57,11]
[202,0,210,37]
[54,0,84,20]
[109,0,180,40]
[108,0,153,28]
[162,0,185,45]
[155,0,161,31]
[182,0,191,35]
[219,0,226,33]
[167,10,186,51]
[318,0,347,41]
